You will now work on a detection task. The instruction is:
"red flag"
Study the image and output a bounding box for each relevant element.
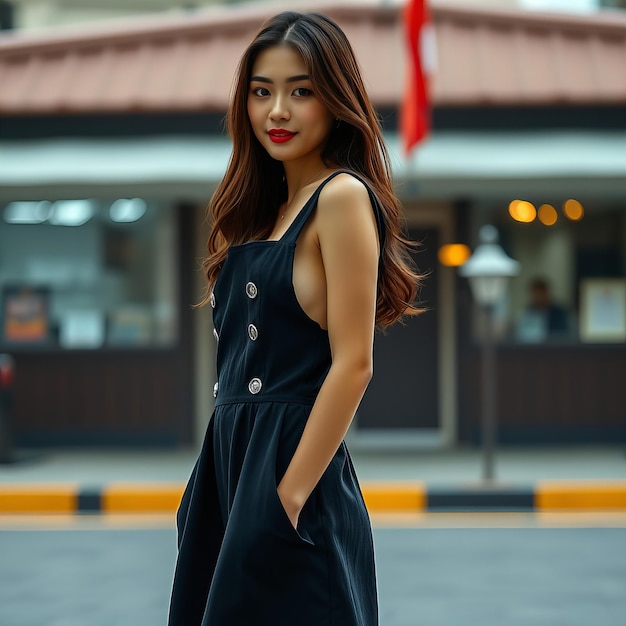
[401,0,436,155]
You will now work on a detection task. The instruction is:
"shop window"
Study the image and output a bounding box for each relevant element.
[0,198,178,349]
[476,203,626,344]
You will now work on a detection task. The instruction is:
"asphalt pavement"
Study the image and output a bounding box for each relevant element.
[1,516,625,626]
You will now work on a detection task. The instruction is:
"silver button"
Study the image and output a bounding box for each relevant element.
[213,328,219,342]
[247,324,258,341]
[248,377,262,395]
[245,282,258,299]
[210,291,216,308]
[213,382,219,398]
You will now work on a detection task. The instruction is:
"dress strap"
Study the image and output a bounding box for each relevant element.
[280,170,386,251]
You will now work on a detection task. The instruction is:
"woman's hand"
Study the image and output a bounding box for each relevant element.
[277,481,302,530]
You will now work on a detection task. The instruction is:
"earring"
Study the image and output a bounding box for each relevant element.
[335,118,341,128]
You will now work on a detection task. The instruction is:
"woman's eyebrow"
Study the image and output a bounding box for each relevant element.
[250,74,310,84]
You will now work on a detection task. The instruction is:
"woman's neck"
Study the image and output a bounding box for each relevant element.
[283,161,331,204]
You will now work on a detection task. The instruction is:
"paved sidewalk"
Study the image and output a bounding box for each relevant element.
[1,445,625,513]
[1,444,625,485]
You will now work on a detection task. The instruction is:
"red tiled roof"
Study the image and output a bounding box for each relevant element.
[0,0,624,114]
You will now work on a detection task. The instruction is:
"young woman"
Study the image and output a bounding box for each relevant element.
[168,11,421,626]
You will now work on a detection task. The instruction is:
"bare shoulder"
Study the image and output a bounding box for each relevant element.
[315,172,379,253]
[316,172,372,217]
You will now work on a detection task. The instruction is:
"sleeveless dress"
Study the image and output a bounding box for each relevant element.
[168,171,384,626]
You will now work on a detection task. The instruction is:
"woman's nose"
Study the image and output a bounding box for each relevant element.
[269,97,290,121]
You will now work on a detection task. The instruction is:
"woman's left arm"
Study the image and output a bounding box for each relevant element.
[277,174,380,527]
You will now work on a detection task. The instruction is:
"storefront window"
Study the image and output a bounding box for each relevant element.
[0,198,178,349]
[476,201,626,344]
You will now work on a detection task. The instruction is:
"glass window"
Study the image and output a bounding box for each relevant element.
[474,201,626,344]
[0,198,178,349]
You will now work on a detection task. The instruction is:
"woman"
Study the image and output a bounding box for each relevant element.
[168,11,421,626]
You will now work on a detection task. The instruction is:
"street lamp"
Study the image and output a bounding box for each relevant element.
[459,225,520,483]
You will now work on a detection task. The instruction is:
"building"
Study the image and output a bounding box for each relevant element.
[1,0,625,448]
[3,0,626,33]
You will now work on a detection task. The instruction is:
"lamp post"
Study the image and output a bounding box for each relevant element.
[459,225,520,483]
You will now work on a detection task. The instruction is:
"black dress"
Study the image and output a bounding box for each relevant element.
[168,171,384,626]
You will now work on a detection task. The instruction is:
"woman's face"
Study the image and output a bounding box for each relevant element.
[247,45,334,166]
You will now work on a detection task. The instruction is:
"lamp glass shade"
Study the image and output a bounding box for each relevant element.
[459,244,520,280]
[468,275,508,307]
[459,225,520,307]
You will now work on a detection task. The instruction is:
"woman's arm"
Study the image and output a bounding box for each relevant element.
[277,174,380,527]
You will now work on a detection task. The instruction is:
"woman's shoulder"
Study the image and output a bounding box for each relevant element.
[314,171,380,248]
[316,171,373,217]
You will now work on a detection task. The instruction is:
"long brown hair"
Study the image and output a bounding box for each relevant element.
[200,11,422,327]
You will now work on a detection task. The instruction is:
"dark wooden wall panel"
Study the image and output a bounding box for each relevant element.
[459,344,626,444]
[10,349,183,444]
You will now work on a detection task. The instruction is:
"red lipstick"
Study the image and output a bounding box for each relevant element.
[268,129,296,144]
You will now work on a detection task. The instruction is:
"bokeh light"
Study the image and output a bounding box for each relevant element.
[563,199,584,221]
[509,200,537,223]
[538,204,558,226]
[438,244,471,267]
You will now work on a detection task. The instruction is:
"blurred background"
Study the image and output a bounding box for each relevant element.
[1,3,625,626]
[0,0,625,454]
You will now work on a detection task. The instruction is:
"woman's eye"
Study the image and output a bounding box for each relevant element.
[251,87,270,97]
[293,87,312,97]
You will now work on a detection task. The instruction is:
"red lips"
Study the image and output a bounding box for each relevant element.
[268,129,296,144]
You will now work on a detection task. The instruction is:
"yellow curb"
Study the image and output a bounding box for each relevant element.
[3,481,625,515]
[102,483,185,513]
[361,482,427,512]
[0,483,78,513]
[535,481,626,510]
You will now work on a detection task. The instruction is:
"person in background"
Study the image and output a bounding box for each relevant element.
[516,277,571,342]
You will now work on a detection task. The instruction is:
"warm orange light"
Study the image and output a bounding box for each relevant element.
[438,243,471,267]
[538,204,558,226]
[563,199,584,221]
[509,200,536,223]
[508,200,521,221]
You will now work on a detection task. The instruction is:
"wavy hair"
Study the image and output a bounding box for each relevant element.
[200,11,422,327]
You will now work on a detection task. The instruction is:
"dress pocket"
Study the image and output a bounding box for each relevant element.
[271,479,315,547]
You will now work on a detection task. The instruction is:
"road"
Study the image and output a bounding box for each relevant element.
[1,514,625,626]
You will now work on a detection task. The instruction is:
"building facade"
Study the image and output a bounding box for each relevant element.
[1,0,625,448]
[3,0,626,32]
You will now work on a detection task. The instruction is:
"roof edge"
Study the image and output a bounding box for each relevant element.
[1,0,624,55]
[0,1,393,53]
